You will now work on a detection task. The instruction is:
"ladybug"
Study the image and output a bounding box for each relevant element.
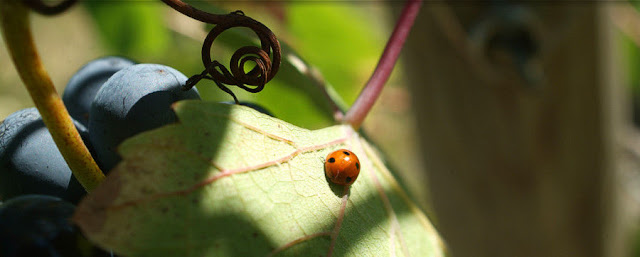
[324,149,361,186]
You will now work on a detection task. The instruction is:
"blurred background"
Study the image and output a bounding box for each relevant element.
[401,2,640,257]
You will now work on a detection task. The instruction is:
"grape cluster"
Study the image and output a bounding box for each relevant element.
[0,56,274,256]
[0,57,204,256]
[0,195,112,257]
[0,107,87,204]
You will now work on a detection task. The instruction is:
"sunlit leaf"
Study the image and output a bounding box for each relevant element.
[74,101,444,257]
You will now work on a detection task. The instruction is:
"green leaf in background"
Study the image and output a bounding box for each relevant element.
[175,1,343,129]
[80,0,382,129]
[246,44,347,129]
[286,3,387,105]
[83,1,170,57]
[74,101,444,257]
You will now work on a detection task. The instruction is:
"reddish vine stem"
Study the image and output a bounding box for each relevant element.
[161,0,231,24]
[343,0,422,129]
[161,0,281,103]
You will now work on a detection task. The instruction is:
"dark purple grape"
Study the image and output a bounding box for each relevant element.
[63,56,136,127]
[89,64,200,172]
[0,108,87,203]
[0,195,111,257]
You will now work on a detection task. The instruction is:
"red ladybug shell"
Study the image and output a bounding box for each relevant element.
[324,149,361,186]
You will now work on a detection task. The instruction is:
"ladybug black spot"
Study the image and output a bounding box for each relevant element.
[355,162,360,170]
[343,151,350,156]
[345,177,352,183]
[328,157,335,163]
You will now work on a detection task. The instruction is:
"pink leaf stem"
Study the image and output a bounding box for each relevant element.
[342,0,422,129]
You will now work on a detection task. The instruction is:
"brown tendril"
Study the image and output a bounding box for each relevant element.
[161,0,281,104]
[22,0,77,15]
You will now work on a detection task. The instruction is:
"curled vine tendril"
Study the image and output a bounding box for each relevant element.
[161,0,281,104]
[22,0,77,15]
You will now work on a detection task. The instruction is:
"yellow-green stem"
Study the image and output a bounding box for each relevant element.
[0,1,104,191]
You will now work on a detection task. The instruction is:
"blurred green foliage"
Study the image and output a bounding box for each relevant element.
[618,3,640,257]
[81,1,387,129]
[626,3,640,127]
[286,3,386,106]
[84,1,170,58]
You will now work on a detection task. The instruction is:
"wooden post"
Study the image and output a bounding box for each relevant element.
[403,3,622,256]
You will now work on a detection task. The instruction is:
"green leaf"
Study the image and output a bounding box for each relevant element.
[83,1,170,56]
[286,4,387,105]
[174,2,380,129]
[248,44,347,129]
[74,101,444,257]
